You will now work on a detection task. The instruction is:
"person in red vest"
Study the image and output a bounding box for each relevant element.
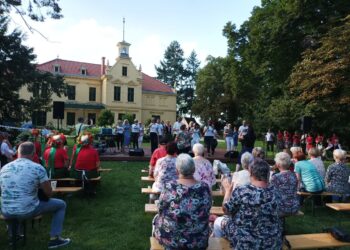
[276,130,284,152]
[31,129,42,159]
[44,134,69,178]
[292,131,301,147]
[283,130,291,149]
[331,133,338,145]
[70,132,100,179]
[306,133,314,153]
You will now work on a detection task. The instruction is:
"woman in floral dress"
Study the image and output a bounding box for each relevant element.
[192,143,216,188]
[153,154,212,250]
[325,149,350,200]
[213,160,282,249]
[152,142,178,192]
[270,152,299,216]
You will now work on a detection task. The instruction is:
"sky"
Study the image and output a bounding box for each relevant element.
[9,0,260,76]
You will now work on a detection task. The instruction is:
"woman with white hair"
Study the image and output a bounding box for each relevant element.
[153,154,212,250]
[231,152,253,190]
[325,149,350,197]
[192,143,216,188]
[270,152,299,216]
[213,160,282,249]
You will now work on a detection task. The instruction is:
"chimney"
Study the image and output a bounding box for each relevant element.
[101,57,106,75]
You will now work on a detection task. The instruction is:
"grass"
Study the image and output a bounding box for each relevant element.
[0,141,349,249]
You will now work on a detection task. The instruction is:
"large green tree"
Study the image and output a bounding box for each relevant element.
[177,50,200,117]
[155,41,186,89]
[0,17,66,123]
[290,15,350,135]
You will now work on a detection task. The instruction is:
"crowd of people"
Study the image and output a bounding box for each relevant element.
[0,116,348,249]
[0,125,103,248]
[265,129,342,159]
[146,118,349,249]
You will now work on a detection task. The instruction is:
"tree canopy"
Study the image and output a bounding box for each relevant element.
[0,0,62,21]
[0,17,66,123]
[193,0,350,141]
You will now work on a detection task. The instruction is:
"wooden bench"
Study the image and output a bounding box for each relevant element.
[326,203,350,211]
[141,176,221,183]
[150,237,230,250]
[99,168,112,172]
[285,233,350,249]
[141,188,223,197]
[52,187,83,194]
[298,191,338,216]
[145,204,224,215]
[52,176,102,182]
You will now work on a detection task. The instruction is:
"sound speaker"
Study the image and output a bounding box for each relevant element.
[129,148,145,157]
[224,150,239,159]
[53,101,64,119]
[301,116,312,132]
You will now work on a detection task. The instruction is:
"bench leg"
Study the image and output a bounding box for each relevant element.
[11,220,18,250]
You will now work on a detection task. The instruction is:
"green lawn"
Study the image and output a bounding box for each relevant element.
[1,159,350,249]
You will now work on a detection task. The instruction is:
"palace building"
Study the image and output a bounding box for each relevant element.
[19,39,177,127]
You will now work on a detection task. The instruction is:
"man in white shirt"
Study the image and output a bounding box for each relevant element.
[238,120,248,137]
[75,117,92,137]
[157,120,164,140]
[0,142,71,248]
[131,119,140,149]
[172,117,183,139]
[265,129,275,152]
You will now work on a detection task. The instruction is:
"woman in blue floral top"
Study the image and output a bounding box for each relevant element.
[325,149,350,196]
[213,160,282,249]
[271,152,299,216]
[153,154,212,250]
[152,142,178,192]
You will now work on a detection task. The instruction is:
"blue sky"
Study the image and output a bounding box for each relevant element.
[10,0,260,75]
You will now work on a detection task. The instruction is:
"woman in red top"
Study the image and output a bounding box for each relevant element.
[43,134,69,178]
[306,133,314,152]
[70,132,100,179]
[292,132,301,147]
[277,130,284,152]
[284,131,292,149]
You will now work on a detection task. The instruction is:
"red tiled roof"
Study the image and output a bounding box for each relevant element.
[36,59,174,94]
[141,73,174,94]
[37,59,101,77]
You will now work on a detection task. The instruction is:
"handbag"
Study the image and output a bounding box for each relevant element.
[323,227,350,242]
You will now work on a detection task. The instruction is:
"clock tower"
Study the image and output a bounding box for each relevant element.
[117,41,131,58]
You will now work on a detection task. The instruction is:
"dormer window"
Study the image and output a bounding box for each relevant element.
[81,67,87,75]
[54,65,60,73]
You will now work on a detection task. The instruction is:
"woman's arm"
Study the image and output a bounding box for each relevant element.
[222,178,233,214]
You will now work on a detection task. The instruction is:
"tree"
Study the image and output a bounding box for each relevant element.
[97,109,114,127]
[155,41,186,89]
[0,17,66,122]
[0,0,62,21]
[290,15,350,135]
[192,56,238,122]
[177,50,200,117]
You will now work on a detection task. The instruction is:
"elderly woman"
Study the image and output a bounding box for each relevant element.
[44,134,69,178]
[291,147,324,193]
[213,160,282,249]
[192,143,216,188]
[175,124,191,154]
[325,149,350,197]
[152,142,178,192]
[308,147,326,179]
[271,152,299,216]
[231,152,253,190]
[153,154,212,250]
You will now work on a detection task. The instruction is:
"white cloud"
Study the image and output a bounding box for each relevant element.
[8,15,211,75]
